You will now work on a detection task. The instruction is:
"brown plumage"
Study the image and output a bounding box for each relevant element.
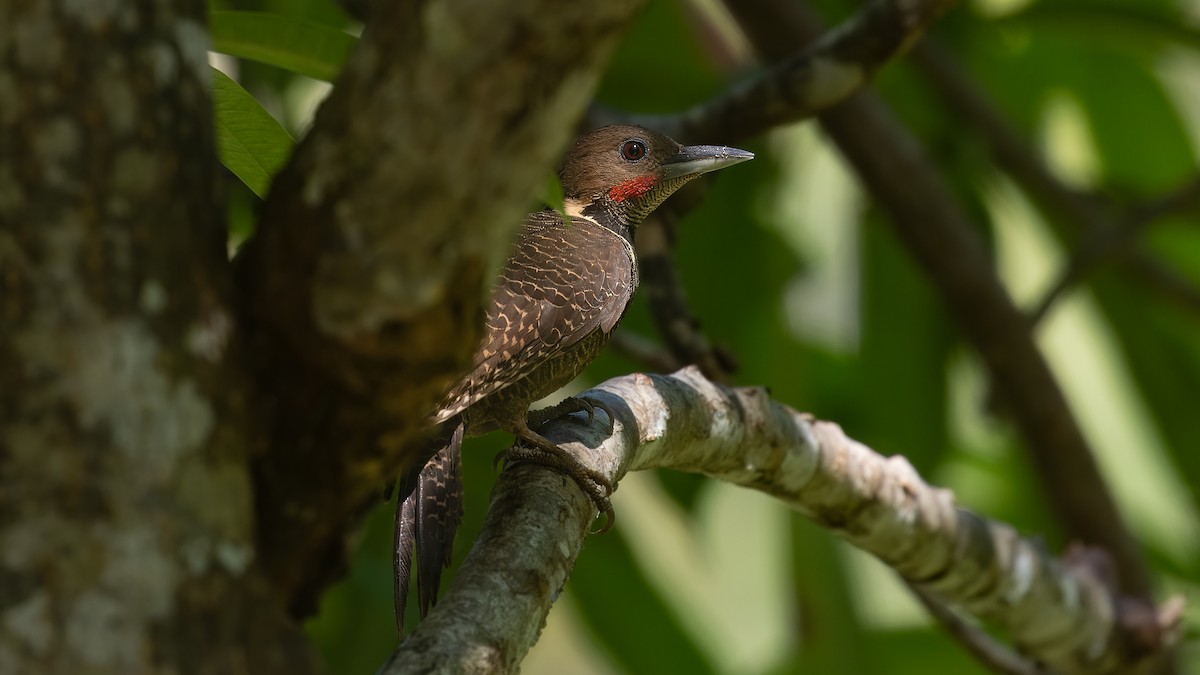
[433,210,635,433]
[394,125,753,636]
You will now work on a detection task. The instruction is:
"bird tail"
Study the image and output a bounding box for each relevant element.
[394,418,465,638]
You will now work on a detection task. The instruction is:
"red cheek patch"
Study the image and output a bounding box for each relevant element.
[608,175,657,202]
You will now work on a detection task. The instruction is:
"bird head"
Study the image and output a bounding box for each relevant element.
[558,124,753,227]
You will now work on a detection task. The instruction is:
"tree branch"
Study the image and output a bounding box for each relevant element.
[910,41,1200,323]
[908,584,1046,675]
[384,368,1179,674]
[718,0,1156,601]
[238,0,647,614]
[1124,254,1200,316]
[631,0,958,143]
[609,330,684,373]
[1029,174,1200,325]
[635,210,739,380]
[592,0,964,381]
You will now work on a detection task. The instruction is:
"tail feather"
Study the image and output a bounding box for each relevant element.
[393,470,418,637]
[394,419,465,637]
[416,421,464,616]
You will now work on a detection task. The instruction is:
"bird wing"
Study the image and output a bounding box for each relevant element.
[434,211,636,421]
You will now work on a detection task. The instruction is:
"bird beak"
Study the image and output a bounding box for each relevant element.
[659,145,754,180]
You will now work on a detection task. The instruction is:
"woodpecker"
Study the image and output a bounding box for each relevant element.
[394,124,753,634]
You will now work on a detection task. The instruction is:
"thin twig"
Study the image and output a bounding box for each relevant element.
[1125,254,1200,315]
[608,331,683,373]
[636,209,738,381]
[908,584,1046,675]
[1128,174,1200,226]
[632,0,958,142]
[1030,174,1200,324]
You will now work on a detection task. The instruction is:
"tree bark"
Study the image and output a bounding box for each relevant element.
[2,0,1173,673]
[0,0,649,670]
[0,1,317,673]
[236,0,647,616]
[717,0,1153,598]
[389,368,1177,674]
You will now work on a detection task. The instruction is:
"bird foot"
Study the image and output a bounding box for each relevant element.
[527,395,616,435]
[498,432,615,534]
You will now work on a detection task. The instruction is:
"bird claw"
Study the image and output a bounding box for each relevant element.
[591,501,616,535]
[577,395,617,436]
[502,439,615,533]
[527,395,617,436]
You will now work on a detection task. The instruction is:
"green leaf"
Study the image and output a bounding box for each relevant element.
[212,67,294,198]
[209,10,355,82]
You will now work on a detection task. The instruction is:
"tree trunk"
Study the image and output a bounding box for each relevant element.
[1,1,317,673]
[1,0,643,671]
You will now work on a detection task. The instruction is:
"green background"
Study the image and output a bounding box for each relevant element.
[209,0,1200,672]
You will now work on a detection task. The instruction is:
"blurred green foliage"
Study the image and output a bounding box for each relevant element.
[210,0,1200,672]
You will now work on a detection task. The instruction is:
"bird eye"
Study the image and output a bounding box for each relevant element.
[620,139,647,162]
